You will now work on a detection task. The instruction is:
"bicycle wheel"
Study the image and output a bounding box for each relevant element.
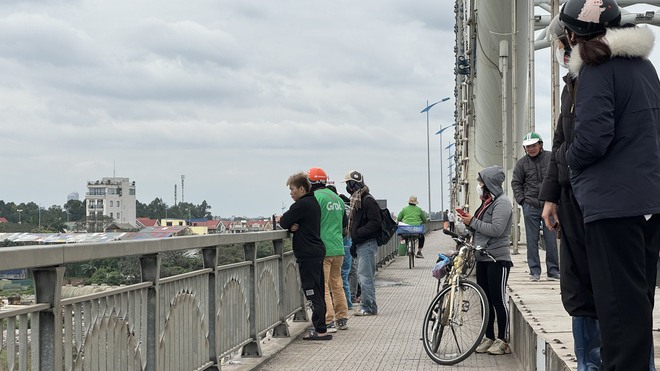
[408,238,415,269]
[422,280,489,365]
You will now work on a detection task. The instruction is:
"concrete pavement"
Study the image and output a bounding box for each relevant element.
[222,229,660,370]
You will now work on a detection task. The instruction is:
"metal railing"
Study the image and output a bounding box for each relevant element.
[0,231,397,371]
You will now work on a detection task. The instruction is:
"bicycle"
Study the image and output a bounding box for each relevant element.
[397,225,424,269]
[422,229,493,365]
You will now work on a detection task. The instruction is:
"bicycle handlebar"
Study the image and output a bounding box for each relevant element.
[444,228,496,262]
[475,246,497,262]
[442,229,459,238]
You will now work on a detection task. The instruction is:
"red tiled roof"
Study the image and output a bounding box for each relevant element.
[136,218,158,227]
[0,217,8,223]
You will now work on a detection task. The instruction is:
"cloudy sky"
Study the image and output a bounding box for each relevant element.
[1,1,658,218]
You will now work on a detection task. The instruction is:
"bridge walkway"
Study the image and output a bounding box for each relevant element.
[225,229,660,371]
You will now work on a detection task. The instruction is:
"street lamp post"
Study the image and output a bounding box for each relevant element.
[447,153,455,209]
[436,124,457,212]
[17,209,22,224]
[420,97,450,218]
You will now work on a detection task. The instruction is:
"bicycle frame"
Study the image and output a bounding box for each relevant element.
[442,246,467,325]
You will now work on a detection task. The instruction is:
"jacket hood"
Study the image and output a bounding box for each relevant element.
[569,26,655,77]
[479,165,505,198]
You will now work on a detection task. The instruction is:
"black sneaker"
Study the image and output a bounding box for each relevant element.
[416,252,424,258]
[337,318,348,330]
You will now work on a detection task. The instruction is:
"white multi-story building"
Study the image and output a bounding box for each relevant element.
[85,177,137,228]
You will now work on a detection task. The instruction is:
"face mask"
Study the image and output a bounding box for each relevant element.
[475,183,483,195]
[555,47,570,69]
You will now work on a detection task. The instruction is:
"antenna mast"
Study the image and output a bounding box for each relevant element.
[174,184,177,206]
[181,175,185,203]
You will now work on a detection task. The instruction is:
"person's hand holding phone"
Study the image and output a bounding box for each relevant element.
[456,208,472,225]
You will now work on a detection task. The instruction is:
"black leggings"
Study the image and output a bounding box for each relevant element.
[476,261,510,340]
[418,235,425,249]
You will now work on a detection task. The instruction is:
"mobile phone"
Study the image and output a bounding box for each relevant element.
[456,208,467,216]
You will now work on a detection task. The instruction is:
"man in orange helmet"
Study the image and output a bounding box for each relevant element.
[307,167,349,331]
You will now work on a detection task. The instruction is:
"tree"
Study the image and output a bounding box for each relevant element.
[64,200,85,221]
[85,214,115,232]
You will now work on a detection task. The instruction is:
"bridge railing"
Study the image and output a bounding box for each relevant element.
[0,231,397,371]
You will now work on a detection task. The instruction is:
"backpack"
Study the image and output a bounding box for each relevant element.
[366,195,398,246]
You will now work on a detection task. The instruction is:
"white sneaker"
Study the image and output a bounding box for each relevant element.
[487,339,511,355]
[326,321,338,333]
[475,338,494,353]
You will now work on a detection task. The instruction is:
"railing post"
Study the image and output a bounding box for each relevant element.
[241,242,262,357]
[202,247,220,370]
[33,266,65,371]
[272,239,290,338]
[140,254,161,371]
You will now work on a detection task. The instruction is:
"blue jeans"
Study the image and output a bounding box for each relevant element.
[523,203,559,277]
[356,239,378,314]
[341,243,352,308]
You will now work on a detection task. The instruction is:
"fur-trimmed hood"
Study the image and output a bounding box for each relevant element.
[568,26,655,77]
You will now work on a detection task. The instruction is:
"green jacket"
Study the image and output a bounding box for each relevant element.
[313,187,346,257]
[397,205,427,226]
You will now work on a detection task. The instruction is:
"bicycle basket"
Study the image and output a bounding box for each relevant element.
[397,225,424,235]
[432,254,451,280]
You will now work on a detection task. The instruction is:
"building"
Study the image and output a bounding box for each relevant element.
[85,177,137,229]
[67,192,79,201]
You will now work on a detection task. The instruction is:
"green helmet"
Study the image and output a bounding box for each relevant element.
[522,132,542,146]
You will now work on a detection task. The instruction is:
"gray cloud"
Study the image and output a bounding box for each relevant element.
[3,1,654,217]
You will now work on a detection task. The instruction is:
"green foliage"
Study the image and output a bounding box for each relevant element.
[134,199,213,220]
[1,239,18,247]
[64,200,85,221]
[1,197,214,233]
[90,268,124,286]
[160,251,203,278]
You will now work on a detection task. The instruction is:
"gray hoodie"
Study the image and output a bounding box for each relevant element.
[469,165,513,263]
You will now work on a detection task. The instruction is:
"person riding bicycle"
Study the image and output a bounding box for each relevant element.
[397,195,428,258]
[457,165,513,355]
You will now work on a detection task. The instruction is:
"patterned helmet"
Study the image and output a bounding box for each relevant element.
[560,0,621,37]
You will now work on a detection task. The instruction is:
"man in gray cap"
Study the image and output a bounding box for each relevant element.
[343,170,382,316]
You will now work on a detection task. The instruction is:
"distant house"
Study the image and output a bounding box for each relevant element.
[221,219,273,233]
[0,217,8,223]
[136,218,159,228]
[160,218,187,227]
[105,222,139,232]
[191,220,224,234]
[247,219,273,231]
[0,269,27,279]
[119,226,190,240]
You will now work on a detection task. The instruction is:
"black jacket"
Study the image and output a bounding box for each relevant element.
[511,150,552,208]
[539,76,576,203]
[279,192,326,260]
[566,26,660,222]
[349,193,382,246]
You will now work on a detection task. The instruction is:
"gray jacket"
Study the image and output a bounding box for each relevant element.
[469,166,512,263]
[511,150,551,208]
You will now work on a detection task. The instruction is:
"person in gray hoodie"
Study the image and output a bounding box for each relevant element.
[458,165,513,356]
